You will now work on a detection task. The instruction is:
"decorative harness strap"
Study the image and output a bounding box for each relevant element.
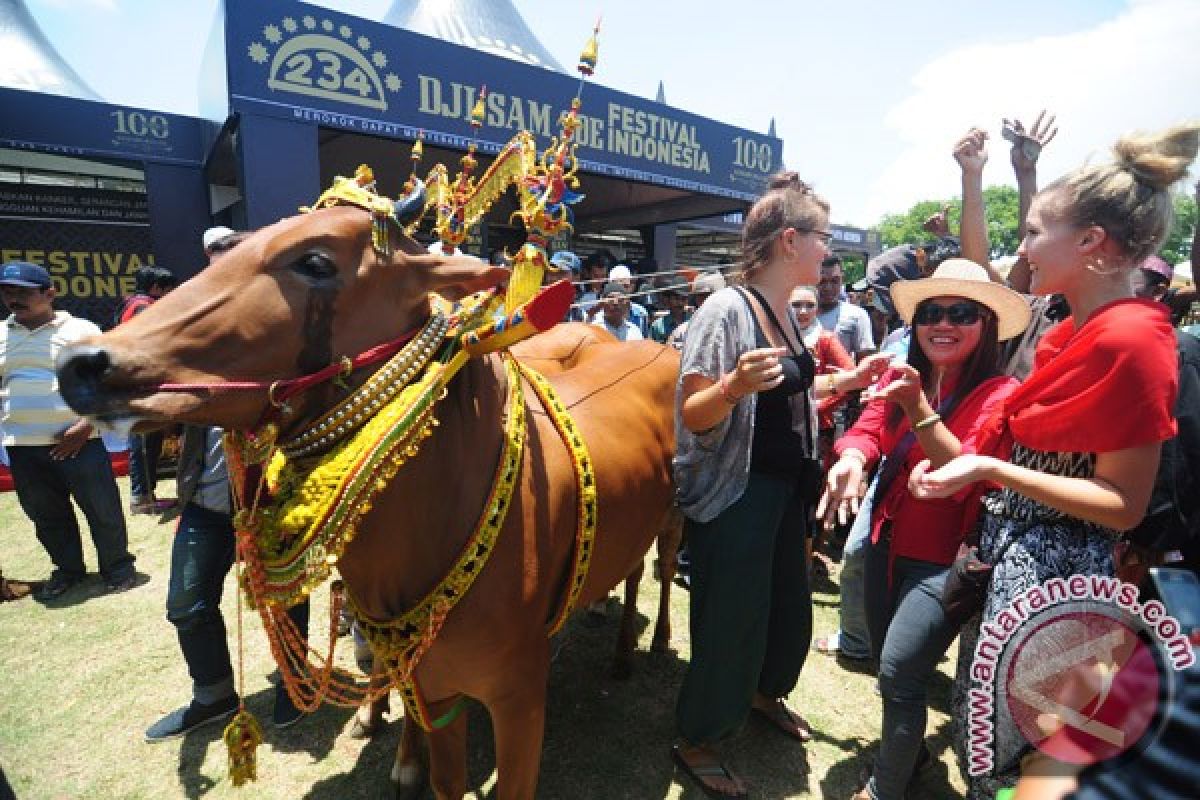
[520,362,599,637]
[348,354,600,731]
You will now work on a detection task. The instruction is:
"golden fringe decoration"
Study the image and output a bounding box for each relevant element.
[223,709,264,787]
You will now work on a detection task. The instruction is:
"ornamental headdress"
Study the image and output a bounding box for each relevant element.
[304,22,603,317]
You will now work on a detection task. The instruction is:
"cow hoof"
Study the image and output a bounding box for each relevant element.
[392,761,426,799]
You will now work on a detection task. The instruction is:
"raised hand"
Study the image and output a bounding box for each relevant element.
[1004,110,1058,175]
[953,127,989,175]
[923,203,953,237]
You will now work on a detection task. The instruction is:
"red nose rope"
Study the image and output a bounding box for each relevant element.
[152,324,423,422]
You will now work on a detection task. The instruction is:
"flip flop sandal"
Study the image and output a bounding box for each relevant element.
[671,745,748,799]
[752,701,813,743]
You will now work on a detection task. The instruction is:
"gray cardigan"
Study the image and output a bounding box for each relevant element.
[672,287,817,523]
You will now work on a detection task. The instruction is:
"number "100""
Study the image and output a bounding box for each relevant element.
[111,110,170,139]
[732,136,773,173]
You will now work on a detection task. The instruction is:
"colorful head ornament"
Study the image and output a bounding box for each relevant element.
[302,25,604,317]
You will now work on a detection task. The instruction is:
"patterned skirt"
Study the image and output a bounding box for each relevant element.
[951,446,1116,798]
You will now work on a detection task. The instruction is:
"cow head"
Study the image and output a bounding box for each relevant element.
[56,205,508,432]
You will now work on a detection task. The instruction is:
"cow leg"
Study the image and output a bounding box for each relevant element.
[351,661,391,739]
[392,711,429,800]
[349,629,390,739]
[490,651,550,800]
[424,699,469,800]
[612,558,643,680]
[651,509,683,653]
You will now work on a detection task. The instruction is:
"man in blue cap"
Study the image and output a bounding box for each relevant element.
[0,261,135,599]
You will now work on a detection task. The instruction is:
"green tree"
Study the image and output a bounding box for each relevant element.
[981,186,1020,258]
[876,187,1024,259]
[1159,191,1196,267]
[877,200,956,252]
[876,187,1197,266]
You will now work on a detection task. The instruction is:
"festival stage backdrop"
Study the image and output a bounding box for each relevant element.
[0,185,155,327]
[222,0,782,203]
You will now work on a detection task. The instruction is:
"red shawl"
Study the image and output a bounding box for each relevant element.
[982,298,1177,454]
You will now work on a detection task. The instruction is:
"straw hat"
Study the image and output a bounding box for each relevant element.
[891,258,1031,341]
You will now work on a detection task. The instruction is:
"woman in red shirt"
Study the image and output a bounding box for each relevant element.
[910,124,1196,798]
[820,259,1031,800]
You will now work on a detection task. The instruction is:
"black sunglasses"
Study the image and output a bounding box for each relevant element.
[913,300,982,326]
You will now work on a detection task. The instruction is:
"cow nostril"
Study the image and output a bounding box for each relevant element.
[68,348,113,383]
[56,346,122,416]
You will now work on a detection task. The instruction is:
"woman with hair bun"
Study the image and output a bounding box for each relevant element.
[909,122,1199,797]
[671,172,892,797]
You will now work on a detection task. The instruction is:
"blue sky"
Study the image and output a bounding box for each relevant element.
[26,0,1199,227]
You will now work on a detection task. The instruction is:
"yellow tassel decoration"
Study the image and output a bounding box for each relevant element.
[224,708,264,787]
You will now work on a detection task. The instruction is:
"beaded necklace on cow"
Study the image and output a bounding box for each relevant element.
[224,279,594,747]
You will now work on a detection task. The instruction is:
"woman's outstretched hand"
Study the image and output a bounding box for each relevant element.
[817,454,866,531]
[909,454,992,498]
[840,352,894,394]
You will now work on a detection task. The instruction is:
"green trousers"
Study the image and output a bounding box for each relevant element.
[676,471,813,745]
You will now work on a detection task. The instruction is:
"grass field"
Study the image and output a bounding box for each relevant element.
[0,478,966,799]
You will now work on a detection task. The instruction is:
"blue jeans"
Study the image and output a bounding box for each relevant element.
[8,439,133,582]
[864,536,958,800]
[128,431,162,500]
[167,503,310,701]
[836,474,876,660]
[168,503,237,698]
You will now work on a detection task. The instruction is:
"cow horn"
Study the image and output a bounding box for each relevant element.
[393,179,427,227]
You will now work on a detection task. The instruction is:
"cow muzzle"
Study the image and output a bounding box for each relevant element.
[56,344,127,418]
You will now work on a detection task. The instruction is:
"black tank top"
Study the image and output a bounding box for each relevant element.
[740,290,815,475]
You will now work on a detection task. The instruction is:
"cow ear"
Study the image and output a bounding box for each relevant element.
[406,253,510,301]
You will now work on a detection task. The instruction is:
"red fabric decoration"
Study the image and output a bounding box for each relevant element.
[984,298,1178,454]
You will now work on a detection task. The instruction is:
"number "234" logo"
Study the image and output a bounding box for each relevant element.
[248,15,403,111]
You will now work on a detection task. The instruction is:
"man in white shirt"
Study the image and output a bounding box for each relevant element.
[816,255,875,360]
[589,282,644,342]
[0,261,134,599]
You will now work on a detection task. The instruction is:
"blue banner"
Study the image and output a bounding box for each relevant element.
[224,0,781,201]
[0,88,212,166]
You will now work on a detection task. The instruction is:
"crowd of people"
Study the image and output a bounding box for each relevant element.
[661,118,1200,800]
[2,113,1199,800]
[538,116,1199,799]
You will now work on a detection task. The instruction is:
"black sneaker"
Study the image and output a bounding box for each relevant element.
[272,684,305,729]
[144,695,239,742]
[34,572,85,601]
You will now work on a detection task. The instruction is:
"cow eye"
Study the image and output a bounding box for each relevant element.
[293,252,338,281]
